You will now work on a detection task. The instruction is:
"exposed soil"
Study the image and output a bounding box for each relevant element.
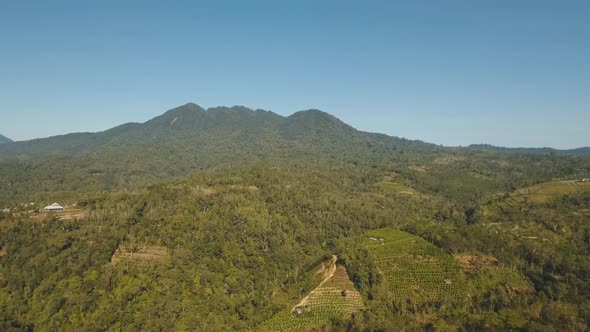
[200,187,216,196]
[292,255,337,312]
[453,255,500,271]
[111,245,169,264]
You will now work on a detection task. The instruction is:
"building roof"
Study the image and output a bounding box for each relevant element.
[44,203,64,210]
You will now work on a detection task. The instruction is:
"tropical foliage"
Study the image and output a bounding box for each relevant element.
[1,104,589,330]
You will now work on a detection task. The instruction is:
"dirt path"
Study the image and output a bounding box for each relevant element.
[291,255,338,312]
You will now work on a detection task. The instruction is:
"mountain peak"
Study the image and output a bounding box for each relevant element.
[287,109,351,128]
[172,102,206,113]
[143,103,206,129]
[289,108,332,117]
[279,109,356,140]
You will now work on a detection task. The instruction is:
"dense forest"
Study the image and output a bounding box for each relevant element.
[1,104,589,330]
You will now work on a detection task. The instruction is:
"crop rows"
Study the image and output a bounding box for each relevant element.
[260,265,364,331]
[366,229,467,306]
[261,310,349,331]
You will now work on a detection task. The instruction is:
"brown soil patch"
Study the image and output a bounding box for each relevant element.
[30,213,47,221]
[200,187,216,196]
[434,155,464,165]
[28,208,86,221]
[111,245,169,264]
[408,165,427,172]
[58,210,86,220]
[453,255,500,271]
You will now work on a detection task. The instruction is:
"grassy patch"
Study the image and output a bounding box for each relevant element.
[511,181,590,204]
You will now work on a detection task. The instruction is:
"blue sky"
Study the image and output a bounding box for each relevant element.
[0,1,588,148]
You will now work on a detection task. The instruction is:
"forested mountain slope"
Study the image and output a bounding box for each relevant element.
[0,103,438,202]
[2,103,589,205]
[1,103,590,330]
[0,134,12,145]
[1,164,590,330]
[0,103,432,159]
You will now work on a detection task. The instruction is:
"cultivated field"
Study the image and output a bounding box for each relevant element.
[261,257,364,331]
[362,228,467,308]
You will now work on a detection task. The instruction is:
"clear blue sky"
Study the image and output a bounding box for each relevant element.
[1,1,588,148]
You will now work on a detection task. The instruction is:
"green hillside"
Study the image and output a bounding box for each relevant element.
[1,105,590,330]
[261,256,365,331]
[0,103,438,203]
[361,229,466,309]
[1,104,588,205]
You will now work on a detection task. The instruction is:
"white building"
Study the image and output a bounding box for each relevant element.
[44,203,64,211]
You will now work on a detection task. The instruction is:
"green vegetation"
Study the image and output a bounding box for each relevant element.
[0,103,436,203]
[505,180,589,204]
[1,104,590,330]
[360,229,466,310]
[261,259,364,331]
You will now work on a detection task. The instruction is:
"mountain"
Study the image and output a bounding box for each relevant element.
[2,104,590,331]
[0,103,432,159]
[468,144,590,156]
[0,134,12,145]
[1,103,588,205]
[0,103,436,202]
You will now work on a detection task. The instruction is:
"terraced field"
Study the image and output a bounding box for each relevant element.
[110,245,169,264]
[261,258,364,331]
[374,175,417,195]
[492,180,590,207]
[362,228,466,308]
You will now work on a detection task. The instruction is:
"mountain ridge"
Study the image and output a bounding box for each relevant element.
[0,103,436,202]
[0,103,431,158]
[1,103,587,203]
[2,105,587,153]
[0,134,12,145]
[468,144,590,156]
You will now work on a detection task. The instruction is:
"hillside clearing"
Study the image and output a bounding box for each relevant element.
[110,245,169,264]
[262,255,364,331]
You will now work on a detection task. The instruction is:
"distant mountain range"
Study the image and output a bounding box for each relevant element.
[0,103,433,159]
[1,106,587,156]
[0,103,436,201]
[0,134,12,145]
[0,103,588,202]
[468,144,590,156]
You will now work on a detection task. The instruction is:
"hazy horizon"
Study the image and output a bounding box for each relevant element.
[1,1,589,149]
